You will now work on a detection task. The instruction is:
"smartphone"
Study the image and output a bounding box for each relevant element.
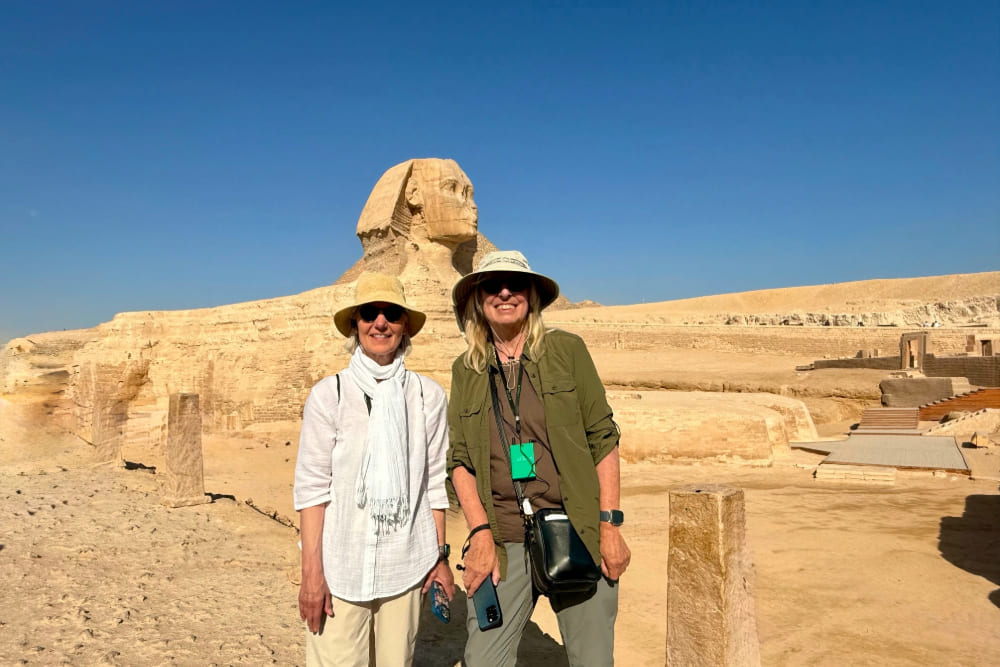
[430,581,450,624]
[471,578,503,631]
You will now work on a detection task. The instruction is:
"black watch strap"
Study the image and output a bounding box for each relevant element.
[599,510,624,526]
[438,543,451,561]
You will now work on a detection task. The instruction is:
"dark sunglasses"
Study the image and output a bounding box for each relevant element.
[478,274,531,295]
[356,304,406,323]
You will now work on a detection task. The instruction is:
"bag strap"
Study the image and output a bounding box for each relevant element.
[339,369,425,416]
[488,364,533,518]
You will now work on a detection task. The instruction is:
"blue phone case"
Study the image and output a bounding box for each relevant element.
[472,578,503,631]
[430,582,450,623]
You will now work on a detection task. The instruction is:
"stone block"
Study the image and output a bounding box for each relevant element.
[666,484,761,667]
[92,398,126,467]
[161,393,209,507]
[880,377,967,408]
[814,463,896,485]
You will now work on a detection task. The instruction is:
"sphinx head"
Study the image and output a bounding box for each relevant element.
[356,158,478,251]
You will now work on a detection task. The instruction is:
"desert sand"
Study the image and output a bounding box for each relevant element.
[3,348,998,666]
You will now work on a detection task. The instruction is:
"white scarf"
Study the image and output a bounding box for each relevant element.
[347,346,410,534]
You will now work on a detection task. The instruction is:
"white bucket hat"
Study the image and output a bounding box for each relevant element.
[451,250,560,332]
[334,272,427,338]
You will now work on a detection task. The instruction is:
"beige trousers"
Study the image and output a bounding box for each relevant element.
[305,584,422,667]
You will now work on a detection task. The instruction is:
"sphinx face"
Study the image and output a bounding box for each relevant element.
[412,159,478,246]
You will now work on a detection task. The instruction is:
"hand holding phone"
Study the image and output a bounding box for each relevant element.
[471,578,503,631]
[430,581,450,623]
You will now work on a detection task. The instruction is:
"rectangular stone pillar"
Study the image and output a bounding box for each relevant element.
[92,398,126,467]
[161,393,209,507]
[666,484,761,667]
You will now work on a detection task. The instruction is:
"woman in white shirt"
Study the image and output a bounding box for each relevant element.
[294,272,454,666]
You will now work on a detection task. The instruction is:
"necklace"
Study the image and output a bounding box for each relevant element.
[501,358,520,390]
[493,327,526,361]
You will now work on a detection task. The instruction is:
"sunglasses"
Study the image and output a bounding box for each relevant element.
[356,304,406,323]
[478,274,531,295]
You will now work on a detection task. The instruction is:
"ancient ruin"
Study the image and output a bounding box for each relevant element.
[160,392,210,508]
[666,485,761,666]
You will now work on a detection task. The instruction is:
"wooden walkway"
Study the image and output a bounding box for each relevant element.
[919,388,1000,421]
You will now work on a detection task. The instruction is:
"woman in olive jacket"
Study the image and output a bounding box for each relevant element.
[448,251,630,667]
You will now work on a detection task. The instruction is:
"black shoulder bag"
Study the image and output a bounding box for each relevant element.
[488,358,601,596]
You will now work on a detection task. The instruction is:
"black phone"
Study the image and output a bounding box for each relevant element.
[430,581,450,623]
[472,578,503,631]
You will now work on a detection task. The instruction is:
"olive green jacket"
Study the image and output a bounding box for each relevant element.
[447,328,620,579]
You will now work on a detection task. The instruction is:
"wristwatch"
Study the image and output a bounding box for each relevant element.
[438,544,451,561]
[599,510,625,527]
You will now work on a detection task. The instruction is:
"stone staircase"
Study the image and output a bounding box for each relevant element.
[853,408,920,434]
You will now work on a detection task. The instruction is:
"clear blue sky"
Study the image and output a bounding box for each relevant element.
[2,1,998,342]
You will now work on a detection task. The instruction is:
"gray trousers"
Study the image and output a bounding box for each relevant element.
[464,542,619,667]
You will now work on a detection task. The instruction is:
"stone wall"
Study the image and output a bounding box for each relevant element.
[814,354,1000,388]
[813,357,901,370]
[549,322,997,359]
[879,377,970,408]
[924,355,1000,388]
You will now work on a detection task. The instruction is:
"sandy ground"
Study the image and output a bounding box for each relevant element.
[2,426,998,666]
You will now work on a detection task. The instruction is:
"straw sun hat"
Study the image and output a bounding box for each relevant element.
[334,272,427,338]
[451,250,560,331]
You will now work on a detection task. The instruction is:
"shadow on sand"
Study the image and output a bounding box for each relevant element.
[939,494,1000,609]
[414,588,569,667]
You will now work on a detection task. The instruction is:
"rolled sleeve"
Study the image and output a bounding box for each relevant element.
[293,377,338,511]
[570,336,620,464]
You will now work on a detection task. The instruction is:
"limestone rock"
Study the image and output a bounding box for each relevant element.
[161,393,210,507]
[925,409,1000,444]
[608,391,817,464]
[666,484,761,666]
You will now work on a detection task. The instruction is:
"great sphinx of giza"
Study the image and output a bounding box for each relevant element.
[347,158,486,279]
[0,158,495,453]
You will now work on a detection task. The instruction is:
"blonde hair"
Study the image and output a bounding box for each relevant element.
[460,284,547,373]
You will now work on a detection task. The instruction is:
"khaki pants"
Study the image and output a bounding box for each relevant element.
[305,584,422,667]
[464,542,619,667]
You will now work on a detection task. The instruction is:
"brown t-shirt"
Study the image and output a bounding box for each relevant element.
[488,358,563,543]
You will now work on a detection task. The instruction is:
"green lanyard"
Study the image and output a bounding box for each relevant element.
[493,345,523,440]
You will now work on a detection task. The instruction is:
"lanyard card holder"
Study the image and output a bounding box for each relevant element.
[509,441,536,481]
[492,351,536,482]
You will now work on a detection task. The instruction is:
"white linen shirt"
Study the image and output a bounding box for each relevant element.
[293,370,449,602]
